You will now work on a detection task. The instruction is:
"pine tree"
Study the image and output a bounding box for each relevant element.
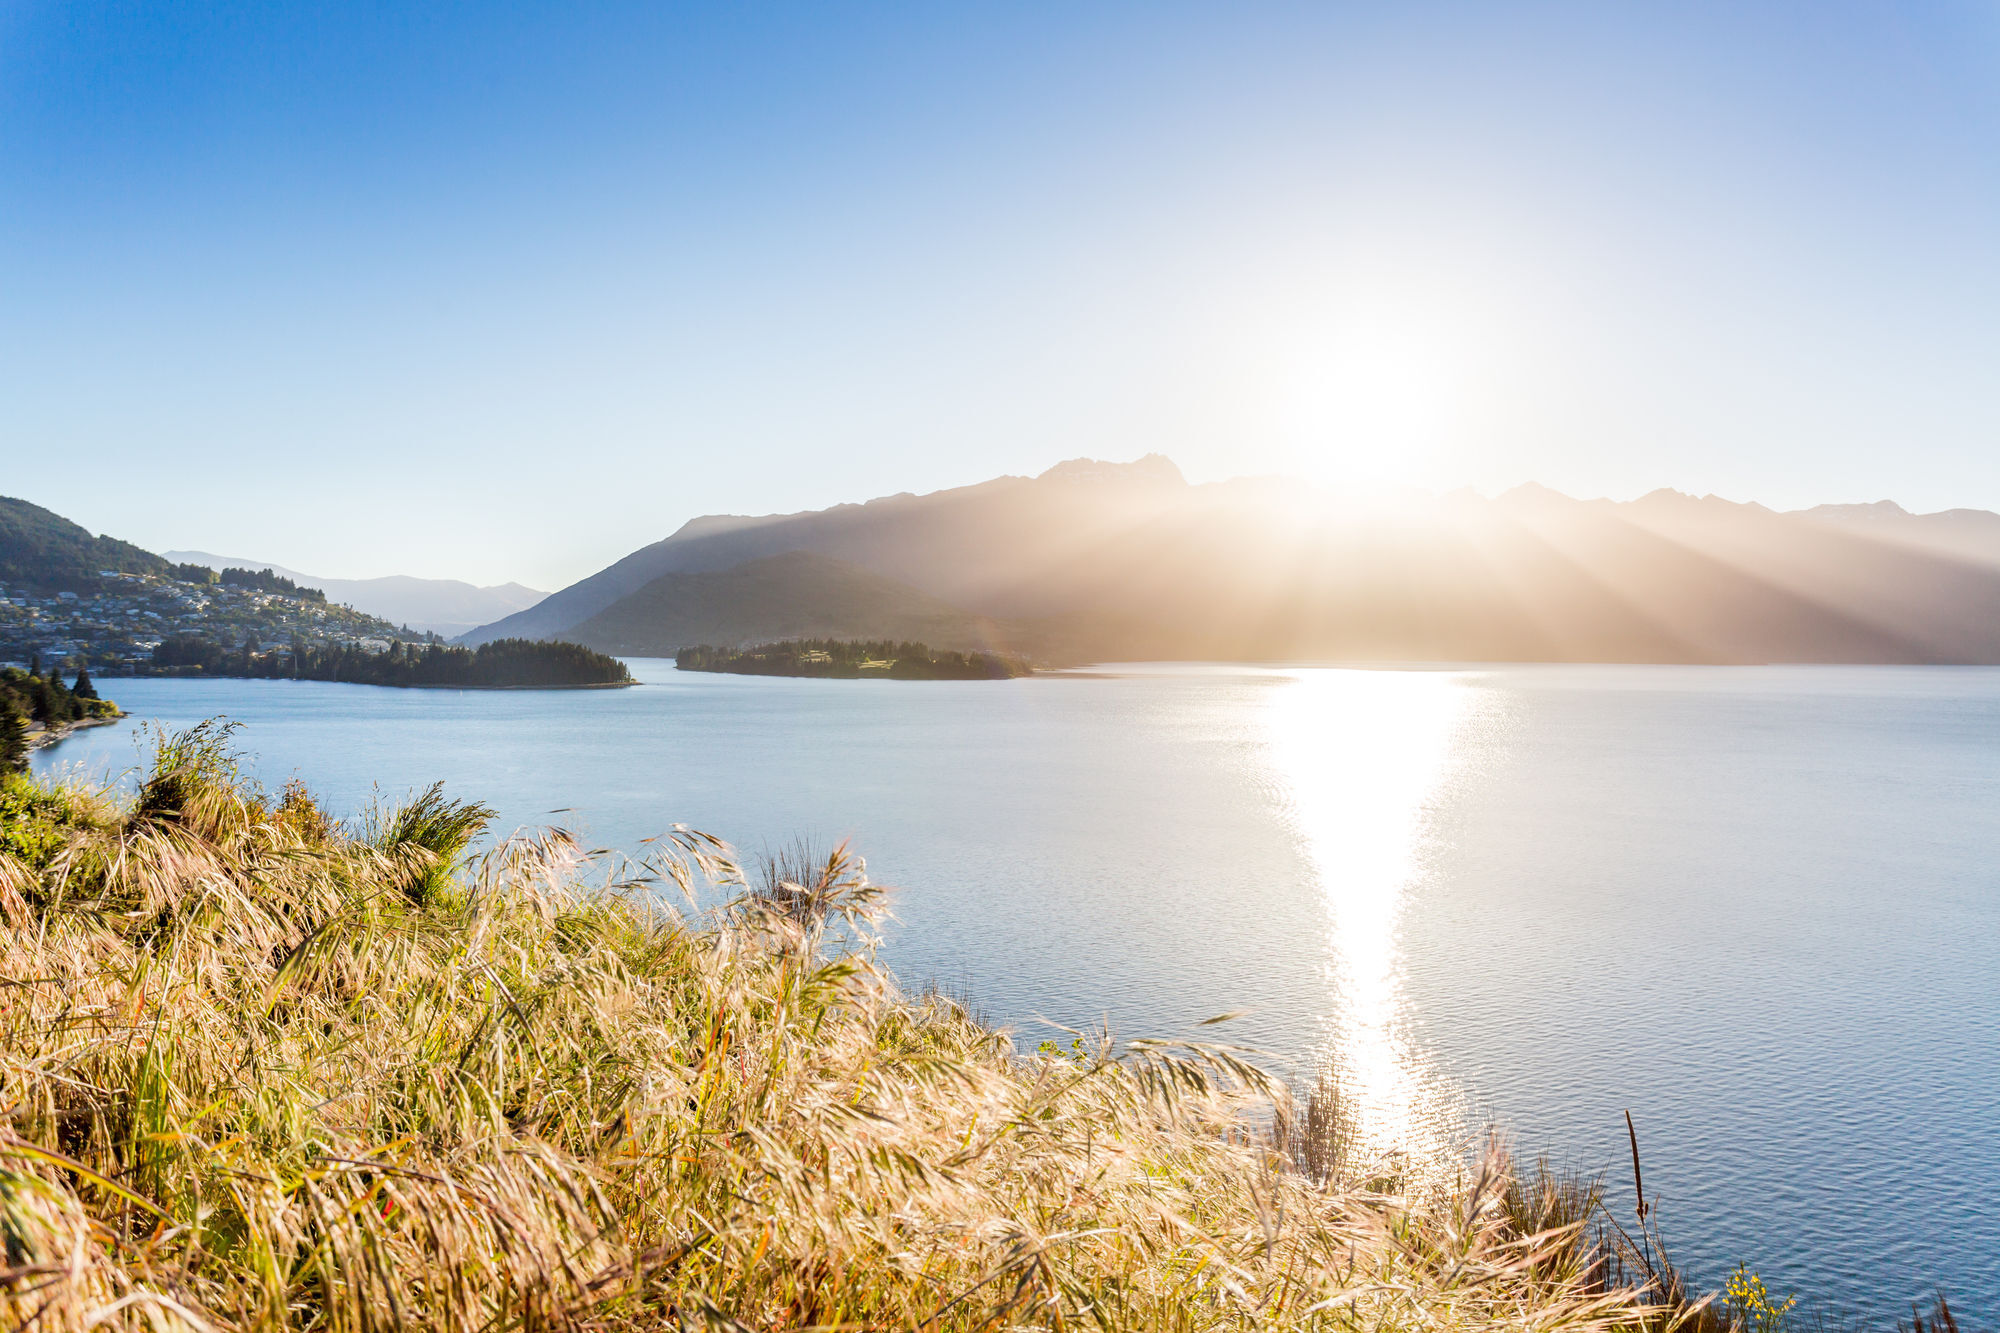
[72,661,97,700]
[0,698,27,773]
[40,670,76,724]
[29,652,42,679]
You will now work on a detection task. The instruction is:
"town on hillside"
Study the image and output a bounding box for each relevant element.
[0,567,431,675]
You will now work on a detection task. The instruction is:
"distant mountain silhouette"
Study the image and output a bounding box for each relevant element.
[461,458,2000,664]
[1788,501,2000,568]
[166,552,545,636]
[562,550,1160,661]
[567,552,996,655]
[462,454,1193,646]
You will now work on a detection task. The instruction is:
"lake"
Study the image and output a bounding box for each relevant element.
[34,661,2000,1316]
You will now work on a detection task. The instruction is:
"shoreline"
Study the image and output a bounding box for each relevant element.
[25,711,122,752]
[98,675,634,692]
[676,665,1033,681]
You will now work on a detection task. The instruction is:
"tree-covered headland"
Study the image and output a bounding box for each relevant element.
[150,634,632,688]
[677,638,1031,679]
[0,656,118,772]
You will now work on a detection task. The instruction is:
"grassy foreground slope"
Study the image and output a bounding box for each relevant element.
[0,726,1681,1331]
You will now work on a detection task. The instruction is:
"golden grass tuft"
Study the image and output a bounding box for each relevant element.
[0,722,1695,1330]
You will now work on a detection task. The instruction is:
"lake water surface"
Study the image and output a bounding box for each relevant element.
[35,661,2000,1315]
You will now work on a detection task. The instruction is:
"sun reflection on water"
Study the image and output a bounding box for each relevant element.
[1264,668,1480,1157]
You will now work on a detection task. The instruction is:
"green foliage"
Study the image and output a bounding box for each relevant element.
[32,666,74,724]
[1036,1035,1090,1064]
[0,664,111,756]
[0,705,30,777]
[678,637,1032,679]
[0,769,93,863]
[219,565,326,601]
[134,717,248,827]
[370,781,495,905]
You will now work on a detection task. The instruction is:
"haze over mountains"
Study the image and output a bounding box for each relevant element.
[167,552,544,637]
[463,457,2000,665]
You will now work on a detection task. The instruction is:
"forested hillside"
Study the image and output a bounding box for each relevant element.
[0,495,168,591]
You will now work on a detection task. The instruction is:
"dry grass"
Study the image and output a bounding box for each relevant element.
[0,721,1698,1331]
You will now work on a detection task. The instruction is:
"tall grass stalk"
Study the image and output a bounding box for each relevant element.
[0,723,1698,1330]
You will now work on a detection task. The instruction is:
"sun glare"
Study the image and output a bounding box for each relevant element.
[1279,324,1461,478]
[1250,261,1533,492]
[1264,668,1481,1155]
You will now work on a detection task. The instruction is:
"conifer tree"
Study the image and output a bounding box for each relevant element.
[42,669,75,724]
[0,698,27,773]
[72,660,97,700]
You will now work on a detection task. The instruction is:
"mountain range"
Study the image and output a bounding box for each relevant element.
[165,552,544,637]
[461,456,2000,665]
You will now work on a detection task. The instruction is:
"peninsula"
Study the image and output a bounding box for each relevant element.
[676,638,1031,680]
[150,634,633,689]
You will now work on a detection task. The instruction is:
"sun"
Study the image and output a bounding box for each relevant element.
[1275,310,1477,486]
[1242,258,1529,492]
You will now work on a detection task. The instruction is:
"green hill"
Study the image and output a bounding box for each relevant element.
[0,495,168,591]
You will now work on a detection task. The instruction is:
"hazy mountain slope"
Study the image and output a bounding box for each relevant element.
[460,455,1190,644]
[455,513,803,644]
[995,490,1928,663]
[1789,501,2000,568]
[1610,492,2000,660]
[469,458,2000,664]
[167,551,545,636]
[1,496,167,591]
[563,551,1003,656]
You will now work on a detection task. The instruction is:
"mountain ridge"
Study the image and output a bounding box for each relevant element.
[462,456,1193,645]
[462,459,2000,666]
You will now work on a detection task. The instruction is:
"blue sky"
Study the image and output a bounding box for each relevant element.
[4,2,1997,587]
